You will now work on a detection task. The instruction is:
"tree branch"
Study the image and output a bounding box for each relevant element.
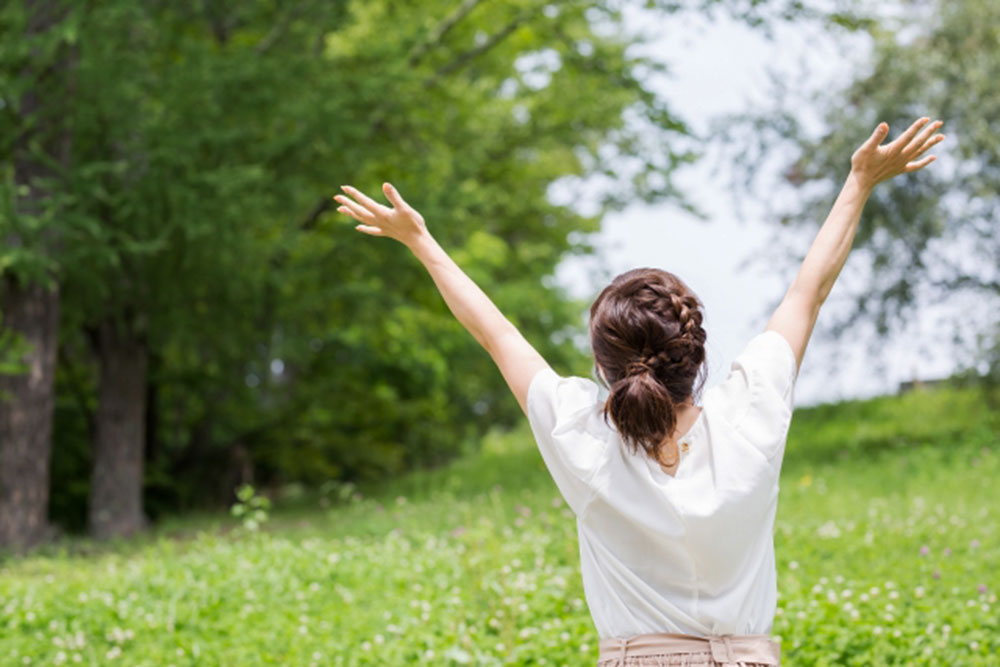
[422,3,545,89]
[299,196,333,231]
[255,1,317,55]
[407,0,486,67]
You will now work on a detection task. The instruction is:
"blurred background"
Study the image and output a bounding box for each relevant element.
[1,0,997,550]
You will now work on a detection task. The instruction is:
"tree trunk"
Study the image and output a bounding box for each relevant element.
[88,318,149,539]
[0,280,60,552]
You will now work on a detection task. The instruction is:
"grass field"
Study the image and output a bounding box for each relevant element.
[1,383,998,666]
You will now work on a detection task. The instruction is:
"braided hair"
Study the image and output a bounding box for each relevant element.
[589,268,707,464]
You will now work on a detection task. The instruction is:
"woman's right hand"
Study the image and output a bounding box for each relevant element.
[850,117,945,191]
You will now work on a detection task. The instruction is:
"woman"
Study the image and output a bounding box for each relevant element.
[334,116,944,666]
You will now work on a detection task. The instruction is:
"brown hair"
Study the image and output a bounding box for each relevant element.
[589,268,707,464]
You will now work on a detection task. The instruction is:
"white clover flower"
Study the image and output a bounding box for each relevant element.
[789,561,799,570]
[970,641,980,650]
[860,593,870,602]
[361,641,371,651]
[873,626,883,635]
[869,586,880,596]
[816,521,840,536]
[914,586,925,598]
[983,603,991,612]
[841,589,852,598]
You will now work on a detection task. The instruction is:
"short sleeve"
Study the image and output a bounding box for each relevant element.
[526,367,609,515]
[712,330,799,463]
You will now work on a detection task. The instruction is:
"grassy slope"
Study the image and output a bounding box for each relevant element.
[1,384,998,666]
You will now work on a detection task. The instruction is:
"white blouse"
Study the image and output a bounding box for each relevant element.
[525,330,799,640]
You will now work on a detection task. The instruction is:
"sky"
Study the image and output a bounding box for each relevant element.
[551,5,968,407]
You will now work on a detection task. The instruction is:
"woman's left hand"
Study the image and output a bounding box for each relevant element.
[334,182,428,247]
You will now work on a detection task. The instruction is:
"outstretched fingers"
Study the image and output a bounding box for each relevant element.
[904,154,936,173]
[354,224,386,236]
[908,130,946,160]
[904,119,944,156]
[341,185,390,216]
[334,194,376,221]
[889,117,931,152]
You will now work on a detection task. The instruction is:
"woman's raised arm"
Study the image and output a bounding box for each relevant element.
[765,117,946,370]
[334,182,549,416]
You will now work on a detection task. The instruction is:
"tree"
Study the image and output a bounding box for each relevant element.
[0,0,76,552]
[721,0,999,382]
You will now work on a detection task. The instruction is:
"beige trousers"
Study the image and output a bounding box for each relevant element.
[597,631,781,667]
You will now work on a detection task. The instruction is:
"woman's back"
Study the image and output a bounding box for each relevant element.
[526,330,798,640]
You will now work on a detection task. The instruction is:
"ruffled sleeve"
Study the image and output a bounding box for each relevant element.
[711,330,799,464]
[526,367,609,515]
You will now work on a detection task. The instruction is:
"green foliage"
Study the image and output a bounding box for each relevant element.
[0,314,29,377]
[230,485,271,532]
[2,383,998,664]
